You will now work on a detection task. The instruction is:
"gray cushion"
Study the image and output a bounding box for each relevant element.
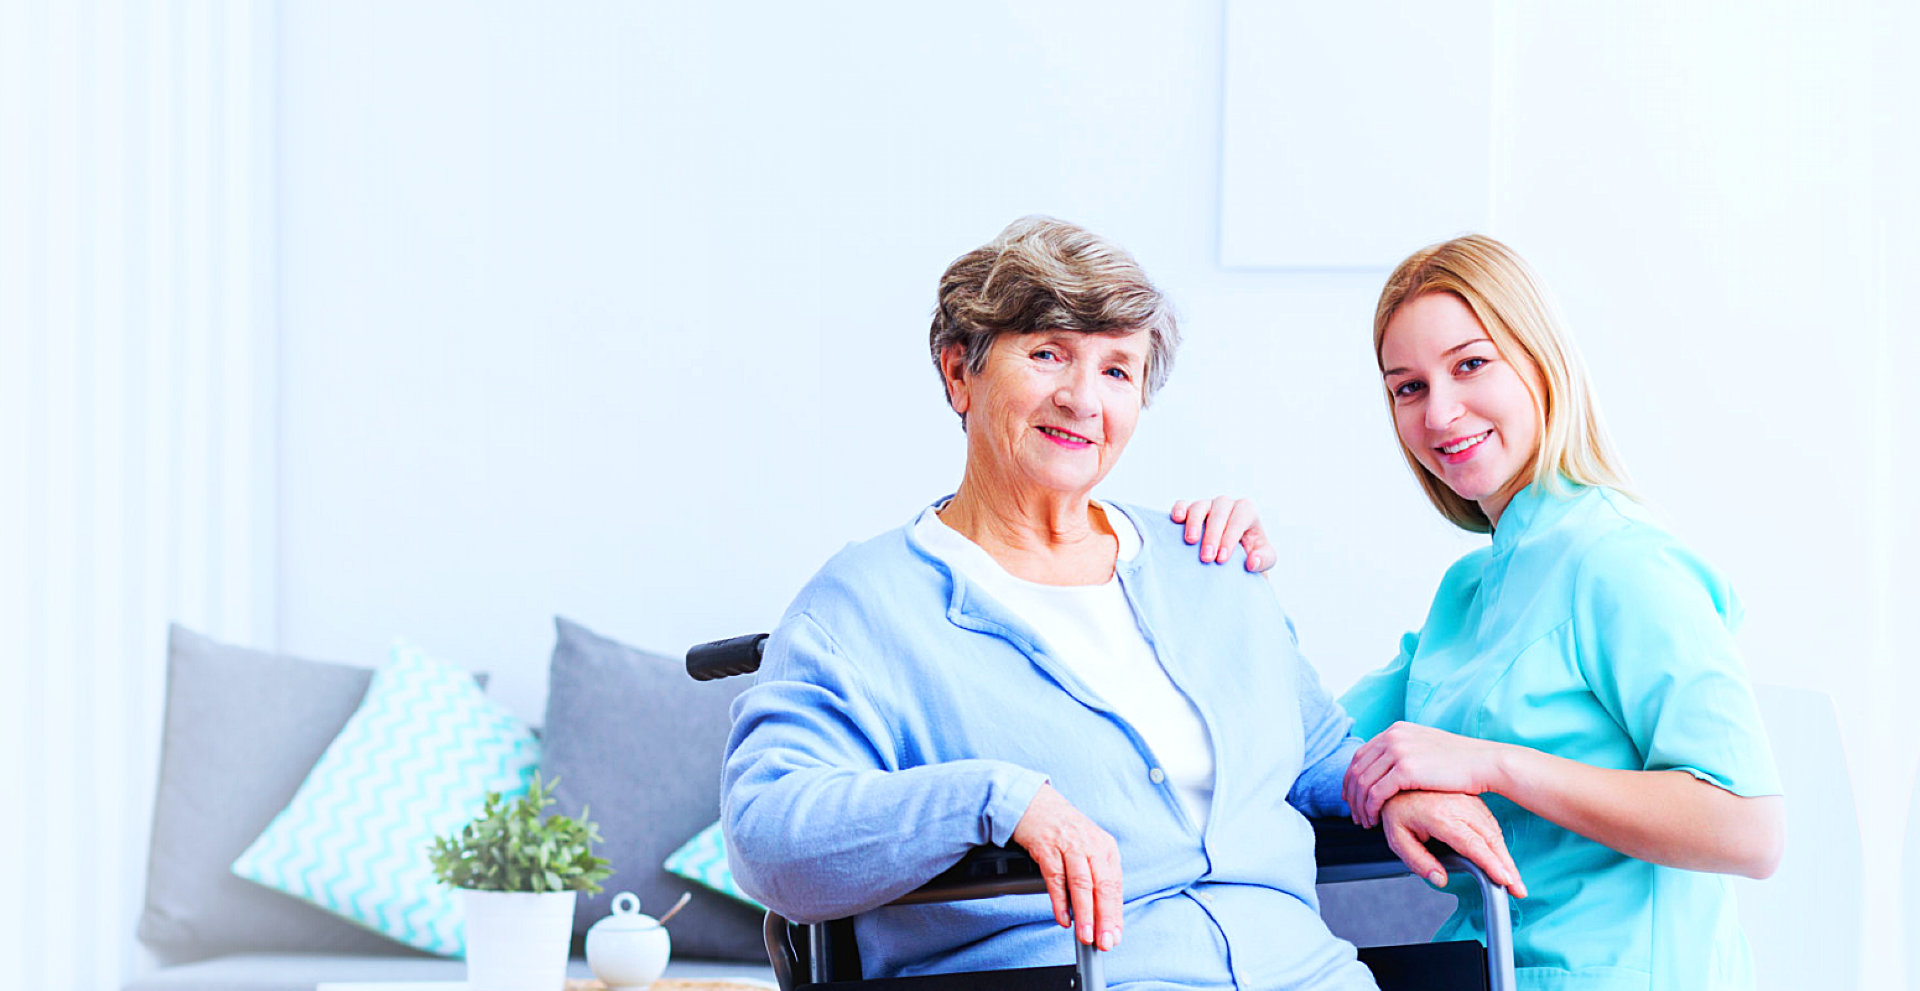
[138,626,422,962]
[540,617,761,961]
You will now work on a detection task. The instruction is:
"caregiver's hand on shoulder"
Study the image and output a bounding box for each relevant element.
[1169,496,1273,572]
[1012,782,1123,951]
[1346,721,1511,827]
[1379,790,1527,899]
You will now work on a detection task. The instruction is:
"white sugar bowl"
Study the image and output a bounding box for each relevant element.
[586,892,671,990]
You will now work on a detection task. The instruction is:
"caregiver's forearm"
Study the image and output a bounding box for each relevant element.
[1493,747,1784,879]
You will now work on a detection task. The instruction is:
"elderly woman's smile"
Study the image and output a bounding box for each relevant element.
[947,330,1149,502]
[1036,426,1092,447]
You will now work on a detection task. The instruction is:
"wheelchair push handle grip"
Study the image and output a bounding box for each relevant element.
[687,632,769,681]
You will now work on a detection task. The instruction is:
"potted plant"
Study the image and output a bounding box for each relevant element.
[429,774,613,991]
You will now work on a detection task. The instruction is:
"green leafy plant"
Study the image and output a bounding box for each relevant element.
[428,774,613,893]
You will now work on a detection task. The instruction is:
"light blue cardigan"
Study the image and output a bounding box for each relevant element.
[722,501,1376,991]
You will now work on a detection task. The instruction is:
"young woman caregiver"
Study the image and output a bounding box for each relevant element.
[1175,234,1784,991]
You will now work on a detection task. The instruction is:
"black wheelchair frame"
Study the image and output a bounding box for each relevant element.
[690,633,1515,991]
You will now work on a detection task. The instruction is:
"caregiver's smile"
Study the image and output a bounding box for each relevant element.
[1379,291,1546,526]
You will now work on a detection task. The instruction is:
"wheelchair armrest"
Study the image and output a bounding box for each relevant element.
[878,844,1102,989]
[1313,815,1454,882]
[900,823,1461,900]
[890,843,1048,906]
[909,824,1448,897]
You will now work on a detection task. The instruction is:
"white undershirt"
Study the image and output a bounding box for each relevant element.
[915,502,1217,829]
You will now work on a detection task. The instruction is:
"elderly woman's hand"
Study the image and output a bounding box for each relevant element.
[1379,790,1527,899]
[1011,782,1123,951]
[1170,496,1274,572]
[1345,721,1513,828]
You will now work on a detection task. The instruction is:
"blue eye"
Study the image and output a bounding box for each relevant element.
[1458,357,1488,373]
[1032,348,1058,361]
[1105,367,1130,380]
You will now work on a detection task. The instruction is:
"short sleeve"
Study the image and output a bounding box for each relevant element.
[1571,533,1782,798]
[1339,632,1416,741]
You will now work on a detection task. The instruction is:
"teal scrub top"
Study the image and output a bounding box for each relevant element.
[1341,483,1782,991]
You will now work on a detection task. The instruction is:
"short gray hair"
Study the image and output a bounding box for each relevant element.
[929,216,1179,425]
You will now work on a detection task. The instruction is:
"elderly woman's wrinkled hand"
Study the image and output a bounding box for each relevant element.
[1169,496,1274,572]
[1011,782,1124,951]
[1345,721,1510,828]
[1379,790,1527,899]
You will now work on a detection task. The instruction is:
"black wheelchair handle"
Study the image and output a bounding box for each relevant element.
[688,632,769,681]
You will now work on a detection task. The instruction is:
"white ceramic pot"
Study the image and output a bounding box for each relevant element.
[461,889,578,991]
[586,891,672,990]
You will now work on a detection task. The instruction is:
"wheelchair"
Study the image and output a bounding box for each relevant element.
[689,633,1516,991]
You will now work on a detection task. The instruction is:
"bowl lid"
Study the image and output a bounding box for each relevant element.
[588,891,663,932]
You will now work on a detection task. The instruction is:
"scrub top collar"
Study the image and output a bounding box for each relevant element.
[1489,477,1589,556]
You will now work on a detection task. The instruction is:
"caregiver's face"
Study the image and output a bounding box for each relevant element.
[948,329,1148,499]
[1380,292,1544,521]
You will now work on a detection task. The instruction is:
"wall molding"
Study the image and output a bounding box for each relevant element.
[0,1,277,987]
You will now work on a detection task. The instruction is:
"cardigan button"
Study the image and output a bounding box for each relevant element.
[1148,767,1166,784]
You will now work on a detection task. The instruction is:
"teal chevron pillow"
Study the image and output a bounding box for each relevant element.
[663,820,762,909]
[230,643,541,956]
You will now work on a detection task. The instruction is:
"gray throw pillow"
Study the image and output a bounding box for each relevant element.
[138,626,418,961]
[540,617,760,961]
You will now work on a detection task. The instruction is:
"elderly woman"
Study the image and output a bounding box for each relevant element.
[722,217,1520,990]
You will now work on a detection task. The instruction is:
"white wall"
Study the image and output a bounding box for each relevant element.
[276,0,1475,735]
[271,1,1917,986]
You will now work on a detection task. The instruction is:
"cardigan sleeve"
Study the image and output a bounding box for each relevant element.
[1282,645,1359,818]
[722,609,1049,924]
[1284,613,1364,818]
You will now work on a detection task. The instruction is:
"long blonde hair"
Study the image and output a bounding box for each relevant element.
[1373,235,1632,533]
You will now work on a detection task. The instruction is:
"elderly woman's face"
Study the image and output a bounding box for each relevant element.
[947,330,1149,500]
